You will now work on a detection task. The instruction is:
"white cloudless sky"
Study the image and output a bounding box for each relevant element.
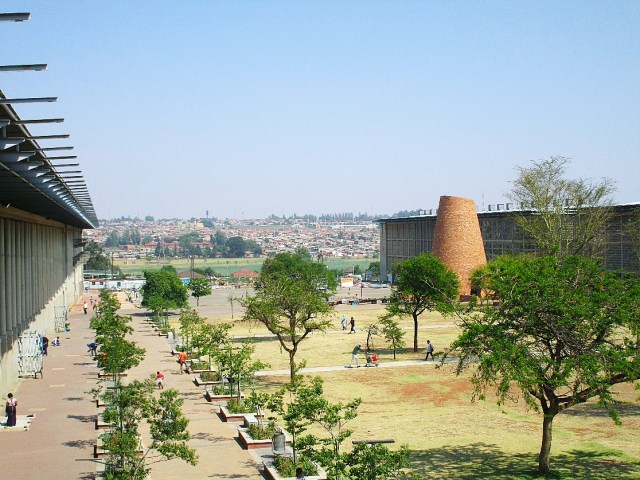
[2,1,638,219]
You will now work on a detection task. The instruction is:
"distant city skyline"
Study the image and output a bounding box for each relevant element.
[2,1,638,220]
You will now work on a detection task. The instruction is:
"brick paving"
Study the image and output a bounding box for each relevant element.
[0,294,265,480]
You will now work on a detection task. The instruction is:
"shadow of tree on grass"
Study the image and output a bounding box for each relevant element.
[409,443,640,479]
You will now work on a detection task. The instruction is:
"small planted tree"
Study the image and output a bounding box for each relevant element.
[346,442,413,480]
[188,277,211,306]
[192,322,231,373]
[178,310,205,357]
[386,253,459,352]
[296,376,362,479]
[379,316,406,359]
[101,380,198,479]
[216,341,268,399]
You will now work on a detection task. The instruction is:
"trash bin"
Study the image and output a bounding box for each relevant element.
[272,427,286,455]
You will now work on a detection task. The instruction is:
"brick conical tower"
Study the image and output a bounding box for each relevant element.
[432,195,487,296]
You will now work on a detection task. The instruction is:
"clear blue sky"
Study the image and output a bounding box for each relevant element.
[2,1,638,219]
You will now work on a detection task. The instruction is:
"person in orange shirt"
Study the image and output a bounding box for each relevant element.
[178,351,187,374]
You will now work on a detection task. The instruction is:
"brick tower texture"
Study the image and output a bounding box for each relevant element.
[432,195,487,296]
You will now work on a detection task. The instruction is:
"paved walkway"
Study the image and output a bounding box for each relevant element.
[0,299,102,480]
[122,299,263,479]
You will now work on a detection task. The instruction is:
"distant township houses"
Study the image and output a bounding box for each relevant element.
[84,217,380,260]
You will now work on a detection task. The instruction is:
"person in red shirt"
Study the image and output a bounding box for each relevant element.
[156,371,164,389]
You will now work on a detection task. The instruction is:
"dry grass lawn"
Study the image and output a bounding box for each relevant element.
[167,288,640,479]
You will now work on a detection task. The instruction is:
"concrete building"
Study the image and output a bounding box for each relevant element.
[379,200,640,286]
[0,32,97,393]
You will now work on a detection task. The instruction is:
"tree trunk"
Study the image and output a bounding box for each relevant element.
[413,314,419,352]
[289,349,296,383]
[538,413,555,474]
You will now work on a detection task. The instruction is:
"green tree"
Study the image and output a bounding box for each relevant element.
[367,261,381,280]
[216,341,268,400]
[141,266,188,311]
[387,253,459,352]
[296,376,362,479]
[241,251,337,381]
[178,310,205,357]
[226,236,247,257]
[379,317,405,359]
[508,156,615,257]
[85,241,111,271]
[346,443,413,480]
[451,255,640,475]
[192,323,232,375]
[188,277,211,306]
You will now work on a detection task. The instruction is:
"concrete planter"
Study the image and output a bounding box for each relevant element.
[218,405,263,423]
[237,426,290,450]
[262,458,327,480]
[204,386,244,403]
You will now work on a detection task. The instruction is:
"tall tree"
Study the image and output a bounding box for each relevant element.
[451,255,640,475]
[141,266,188,311]
[226,236,247,257]
[386,253,459,352]
[241,251,337,381]
[508,156,615,257]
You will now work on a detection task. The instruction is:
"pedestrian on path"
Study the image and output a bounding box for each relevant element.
[156,371,164,389]
[87,342,98,356]
[42,336,49,356]
[349,317,356,333]
[349,343,362,368]
[83,301,88,314]
[341,315,347,330]
[178,351,187,374]
[5,393,17,427]
[425,340,435,360]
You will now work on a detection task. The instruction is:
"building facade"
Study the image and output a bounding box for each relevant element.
[379,203,640,282]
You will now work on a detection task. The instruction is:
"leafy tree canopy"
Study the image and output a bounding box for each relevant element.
[508,156,615,257]
[141,266,188,310]
[451,255,640,474]
[242,251,337,380]
[387,253,459,351]
[188,277,211,306]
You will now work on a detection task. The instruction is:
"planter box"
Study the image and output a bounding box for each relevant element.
[204,386,243,403]
[238,426,291,450]
[97,372,127,379]
[218,405,264,423]
[193,375,224,387]
[94,418,109,430]
[263,458,327,480]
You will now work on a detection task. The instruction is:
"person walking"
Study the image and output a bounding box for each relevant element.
[156,371,165,389]
[341,315,347,330]
[87,342,98,356]
[5,393,17,427]
[178,351,187,374]
[42,336,49,356]
[425,340,435,360]
[349,343,362,368]
[349,317,356,334]
[83,301,88,314]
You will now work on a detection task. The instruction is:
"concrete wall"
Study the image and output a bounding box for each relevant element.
[0,207,84,394]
